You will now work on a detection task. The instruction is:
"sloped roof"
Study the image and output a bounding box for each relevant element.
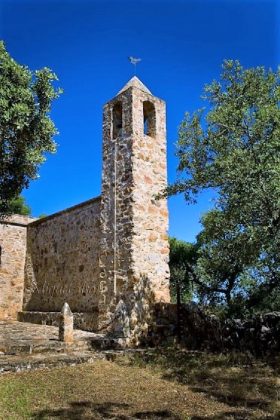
[117,76,152,95]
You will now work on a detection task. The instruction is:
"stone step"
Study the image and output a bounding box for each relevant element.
[0,336,126,356]
[86,336,128,351]
[0,351,106,374]
[0,340,91,356]
[0,320,109,357]
[0,348,152,374]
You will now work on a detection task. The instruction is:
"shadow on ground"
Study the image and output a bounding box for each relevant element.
[191,412,274,420]
[32,400,180,419]
[125,349,280,419]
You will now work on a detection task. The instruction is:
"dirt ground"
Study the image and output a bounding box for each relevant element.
[0,350,279,419]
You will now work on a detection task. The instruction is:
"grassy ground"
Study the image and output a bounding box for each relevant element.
[0,350,279,419]
[125,349,280,419]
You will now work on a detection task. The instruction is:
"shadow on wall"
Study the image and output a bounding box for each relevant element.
[32,400,179,419]
[107,274,156,344]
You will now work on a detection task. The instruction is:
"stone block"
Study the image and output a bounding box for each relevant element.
[59,303,74,344]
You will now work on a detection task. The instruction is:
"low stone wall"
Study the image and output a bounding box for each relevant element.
[18,310,99,332]
[149,303,280,356]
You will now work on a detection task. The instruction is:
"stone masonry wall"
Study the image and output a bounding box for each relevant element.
[0,215,34,320]
[149,303,280,356]
[130,88,170,302]
[98,80,170,341]
[23,197,101,314]
[99,90,135,313]
[0,77,170,340]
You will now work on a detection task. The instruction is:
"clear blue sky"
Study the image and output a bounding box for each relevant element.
[1,0,279,242]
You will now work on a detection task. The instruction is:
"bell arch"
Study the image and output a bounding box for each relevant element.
[112,101,123,139]
[143,100,156,137]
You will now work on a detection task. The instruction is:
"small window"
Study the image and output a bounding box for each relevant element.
[143,101,156,137]
[113,102,123,139]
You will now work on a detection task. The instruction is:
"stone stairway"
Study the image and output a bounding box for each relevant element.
[0,321,128,373]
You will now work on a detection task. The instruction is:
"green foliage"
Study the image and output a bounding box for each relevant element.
[170,60,280,314]
[169,237,198,303]
[194,210,258,309]
[0,41,62,216]
[8,195,31,215]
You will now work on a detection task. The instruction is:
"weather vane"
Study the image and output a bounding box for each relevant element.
[128,56,142,75]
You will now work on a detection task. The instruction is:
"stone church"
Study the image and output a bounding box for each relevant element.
[0,77,170,343]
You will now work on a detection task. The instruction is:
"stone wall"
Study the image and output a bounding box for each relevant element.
[18,310,99,332]
[149,303,280,356]
[0,215,34,320]
[98,79,170,341]
[0,77,170,341]
[130,88,169,303]
[23,198,101,315]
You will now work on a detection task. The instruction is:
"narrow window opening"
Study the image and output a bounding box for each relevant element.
[0,246,2,266]
[143,101,156,137]
[113,102,123,139]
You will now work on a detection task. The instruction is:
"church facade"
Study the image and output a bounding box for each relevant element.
[0,77,170,343]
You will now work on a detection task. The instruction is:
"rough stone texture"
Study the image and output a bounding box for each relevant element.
[59,303,74,343]
[0,215,34,320]
[18,310,99,332]
[0,320,99,353]
[99,79,170,341]
[23,198,101,314]
[0,77,170,344]
[0,321,152,373]
[149,303,280,356]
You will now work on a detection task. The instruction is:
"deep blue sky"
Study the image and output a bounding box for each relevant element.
[1,0,278,242]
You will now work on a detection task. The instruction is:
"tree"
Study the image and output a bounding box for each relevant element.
[194,210,259,315]
[0,41,62,216]
[9,195,31,216]
[169,237,198,304]
[169,237,198,340]
[169,60,280,313]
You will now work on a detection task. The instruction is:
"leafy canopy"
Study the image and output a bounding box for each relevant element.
[169,60,280,313]
[169,237,198,303]
[0,41,62,216]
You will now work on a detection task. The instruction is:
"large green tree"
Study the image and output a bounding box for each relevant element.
[194,210,259,315]
[169,60,280,313]
[0,41,61,216]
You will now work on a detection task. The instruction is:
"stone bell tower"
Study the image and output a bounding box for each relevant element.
[98,77,170,337]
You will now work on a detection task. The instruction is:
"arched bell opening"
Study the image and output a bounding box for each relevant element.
[112,102,123,139]
[143,101,156,137]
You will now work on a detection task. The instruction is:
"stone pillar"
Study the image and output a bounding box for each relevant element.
[59,302,73,344]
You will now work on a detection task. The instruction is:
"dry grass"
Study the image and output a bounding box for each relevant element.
[0,351,279,419]
[122,348,280,419]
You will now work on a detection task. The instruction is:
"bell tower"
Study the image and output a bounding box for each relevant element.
[98,77,170,338]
